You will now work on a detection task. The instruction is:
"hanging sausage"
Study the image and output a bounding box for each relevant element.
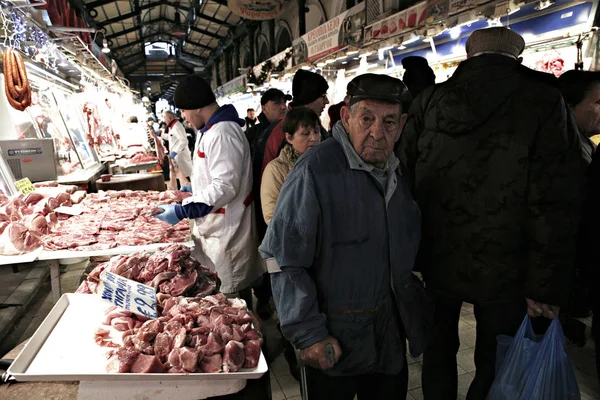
[3,48,32,112]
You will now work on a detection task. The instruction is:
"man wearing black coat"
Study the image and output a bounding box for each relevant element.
[397,27,589,399]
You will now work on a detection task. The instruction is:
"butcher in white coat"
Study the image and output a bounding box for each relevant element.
[156,75,266,300]
[163,110,193,180]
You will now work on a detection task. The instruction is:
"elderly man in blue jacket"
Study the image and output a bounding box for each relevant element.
[259,74,430,400]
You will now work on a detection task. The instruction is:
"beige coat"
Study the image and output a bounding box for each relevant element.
[260,145,299,225]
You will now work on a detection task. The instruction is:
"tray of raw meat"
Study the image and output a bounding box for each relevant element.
[8,246,268,381]
[8,293,267,381]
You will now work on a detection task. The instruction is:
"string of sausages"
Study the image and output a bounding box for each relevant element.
[3,48,32,111]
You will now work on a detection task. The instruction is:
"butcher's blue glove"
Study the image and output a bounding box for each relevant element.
[170,151,177,159]
[156,204,183,225]
[180,185,192,193]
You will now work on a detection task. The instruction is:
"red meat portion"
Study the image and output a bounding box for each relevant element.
[223,341,245,373]
[243,340,262,369]
[200,354,222,373]
[130,354,164,373]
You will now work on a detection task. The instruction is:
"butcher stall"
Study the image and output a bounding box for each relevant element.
[1,245,271,399]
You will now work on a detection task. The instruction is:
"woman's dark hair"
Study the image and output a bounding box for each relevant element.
[283,107,320,137]
[558,70,600,107]
[128,116,139,123]
[327,101,345,131]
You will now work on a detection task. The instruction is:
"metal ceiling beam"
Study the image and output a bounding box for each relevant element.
[105,23,144,40]
[112,31,212,53]
[119,53,145,64]
[158,17,224,39]
[123,59,146,73]
[86,0,117,9]
[212,0,228,5]
[164,1,235,27]
[97,2,160,26]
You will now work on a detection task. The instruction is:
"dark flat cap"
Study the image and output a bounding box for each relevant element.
[466,27,525,59]
[261,88,292,105]
[346,73,412,107]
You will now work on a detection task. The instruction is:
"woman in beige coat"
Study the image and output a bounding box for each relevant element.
[261,107,321,224]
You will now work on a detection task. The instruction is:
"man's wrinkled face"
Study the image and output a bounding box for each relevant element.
[262,99,287,122]
[181,109,204,130]
[341,99,407,169]
[304,93,330,116]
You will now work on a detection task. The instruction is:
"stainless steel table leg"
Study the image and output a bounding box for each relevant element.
[50,259,61,303]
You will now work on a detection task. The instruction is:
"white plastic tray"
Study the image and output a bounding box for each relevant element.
[8,293,268,381]
[0,247,43,265]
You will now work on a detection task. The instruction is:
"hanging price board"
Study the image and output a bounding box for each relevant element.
[15,178,35,195]
[97,271,158,319]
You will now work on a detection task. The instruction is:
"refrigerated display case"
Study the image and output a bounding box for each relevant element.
[52,90,98,169]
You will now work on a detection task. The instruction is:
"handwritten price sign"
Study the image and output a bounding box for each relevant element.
[15,178,35,195]
[97,271,158,319]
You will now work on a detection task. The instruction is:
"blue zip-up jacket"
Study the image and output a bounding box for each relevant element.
[259,122,431,376]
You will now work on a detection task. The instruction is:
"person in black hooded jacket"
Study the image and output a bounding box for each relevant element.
[397,27,589,399]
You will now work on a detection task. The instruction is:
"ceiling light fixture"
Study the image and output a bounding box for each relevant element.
[172,11,186,36]
[534,0,554,10]
[167,46,177,63]
[102,38,110,53]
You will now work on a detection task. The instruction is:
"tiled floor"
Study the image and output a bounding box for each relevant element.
[266,303,600,400]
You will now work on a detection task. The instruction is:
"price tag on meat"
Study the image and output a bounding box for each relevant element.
[15,178,35,195]
[97,271,158,319]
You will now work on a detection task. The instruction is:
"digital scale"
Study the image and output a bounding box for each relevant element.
[0,138,58,182]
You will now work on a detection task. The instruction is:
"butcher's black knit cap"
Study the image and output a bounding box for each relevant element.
[291,70,329,107]
[174,74,216,110]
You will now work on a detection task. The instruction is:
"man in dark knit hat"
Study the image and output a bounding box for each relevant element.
[261,69,330,173]
[246,88,291,321]
[401,56,436,98]
[156,74,266,304]
[397,27,589,399]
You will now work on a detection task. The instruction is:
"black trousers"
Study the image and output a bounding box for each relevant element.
[305,363,409,400]
[422,292,526,400]
[252,272,272,302]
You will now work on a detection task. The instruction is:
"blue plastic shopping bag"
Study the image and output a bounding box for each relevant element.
[487,316,580,400]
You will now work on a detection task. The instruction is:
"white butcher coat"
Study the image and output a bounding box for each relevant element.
[169,120,193,178]
[183,120,266,294]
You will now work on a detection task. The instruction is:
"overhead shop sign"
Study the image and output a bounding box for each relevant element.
[228,0,285,20]
[215,74,247,98]
[365,2,427,42]
[293,2,365,65]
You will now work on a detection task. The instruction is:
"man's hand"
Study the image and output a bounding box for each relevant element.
[526,298,560,319]
[300,336,342,370]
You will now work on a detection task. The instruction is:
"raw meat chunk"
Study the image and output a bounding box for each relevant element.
[106,347,139,373]
[243,340,262,369]
[130,354,165,373]
[0,222,41,255]
[200,354,222,373]
[223,341,245,373]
